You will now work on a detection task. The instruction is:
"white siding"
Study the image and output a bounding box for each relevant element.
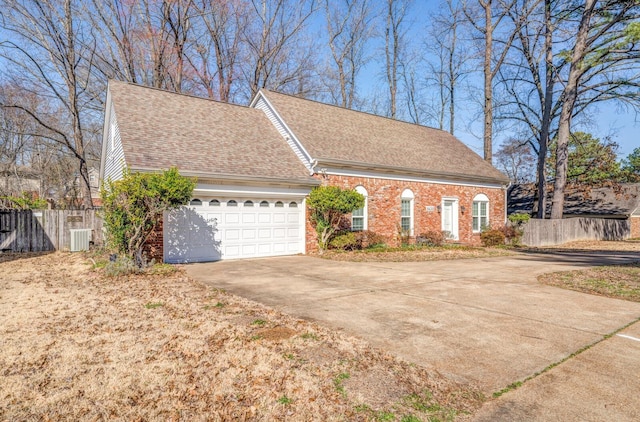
[253,96,313,171]
[103,104,126,182]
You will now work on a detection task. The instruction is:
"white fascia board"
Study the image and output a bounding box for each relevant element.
[323,167,506,190]
[251,91,314,171]
[193,182,312,199]
[99,86,113,181]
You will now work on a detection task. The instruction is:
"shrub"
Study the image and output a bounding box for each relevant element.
[354,230,387,249]
[307,186,365,253]
[329,231,358,250]
[101,167,194,267]
[508,213,531,226]
[104,256,141,277]
[500,225,524,246]
[416,230,445,247]
[480,229,506,247]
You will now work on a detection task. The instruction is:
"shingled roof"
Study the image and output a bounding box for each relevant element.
[259,90,509,185]
[107,81,316,184]
[508,183,640,217]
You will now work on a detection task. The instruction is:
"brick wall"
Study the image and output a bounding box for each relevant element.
[306,174,506,252]
[631,216,640,239]
[143,218,164,263]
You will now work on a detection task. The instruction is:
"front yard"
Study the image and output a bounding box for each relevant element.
[320,245,513,262]
[0,252,482,421]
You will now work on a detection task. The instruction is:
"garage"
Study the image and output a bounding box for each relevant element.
[163,197,306,263]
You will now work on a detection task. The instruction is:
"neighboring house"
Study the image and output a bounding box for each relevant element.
[100,80,509,263]
[0,165,41,198]
[73,167,102,207]
[508,183,640,238]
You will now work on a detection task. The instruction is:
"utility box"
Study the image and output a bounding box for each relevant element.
[70,228,92,252]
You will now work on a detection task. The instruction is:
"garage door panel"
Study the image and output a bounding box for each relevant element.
[164,197,304,263]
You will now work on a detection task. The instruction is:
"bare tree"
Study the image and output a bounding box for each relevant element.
[322,0,375,108]
[551,0,640,218]
[243,0,318,100]
[0,0,95,207]
[424,0,471,134]
[463,0,521,163]
[190,0,247,101]
[384,0,411,118]
[495,137,536,183]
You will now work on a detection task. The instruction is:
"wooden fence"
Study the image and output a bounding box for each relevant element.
[0,209,103,253]
[521,217,631,247]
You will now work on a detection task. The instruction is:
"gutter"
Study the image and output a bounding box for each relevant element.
[130,167,321,188]
[313,157,510,186]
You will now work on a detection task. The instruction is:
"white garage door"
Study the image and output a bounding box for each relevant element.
[164,197,305,263]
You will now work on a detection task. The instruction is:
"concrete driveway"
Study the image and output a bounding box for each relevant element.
[186,251,640,420]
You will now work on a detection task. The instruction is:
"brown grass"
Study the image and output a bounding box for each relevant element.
[0,252,483,421]
[321,246,513,262]
[539,263,640,302]
[531,240,640,253]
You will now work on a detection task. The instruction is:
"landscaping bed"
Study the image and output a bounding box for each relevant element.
[0,252,483,421]
[321,245,514,262]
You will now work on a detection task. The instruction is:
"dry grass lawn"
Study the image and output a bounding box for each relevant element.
[0,252,483,421]
[536,240,640,302]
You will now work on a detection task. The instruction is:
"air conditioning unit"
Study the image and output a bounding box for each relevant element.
[70,228,92,252]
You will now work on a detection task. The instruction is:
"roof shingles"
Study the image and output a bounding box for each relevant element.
[261,90,509,184]
[108,81,315,183]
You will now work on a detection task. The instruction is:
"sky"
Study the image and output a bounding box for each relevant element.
[354,0,639,161]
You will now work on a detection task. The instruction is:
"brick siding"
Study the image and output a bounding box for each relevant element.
[306,174,506,252]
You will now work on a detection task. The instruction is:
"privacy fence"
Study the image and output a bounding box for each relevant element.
[0,209,103,253]
[521,217,630,247]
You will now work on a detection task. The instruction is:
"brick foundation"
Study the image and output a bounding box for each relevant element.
[306,174,506,252]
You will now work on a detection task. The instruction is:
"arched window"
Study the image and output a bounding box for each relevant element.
[189,199,202,206]
[227,200,238,207]
[472,194,490,232]
[289,201,298,208]
[260,201,270,207]
[275,201,284,208]
[401,189,414,235]
[209,199,220,206]
[244,200,254,207]
[352,186,368,231]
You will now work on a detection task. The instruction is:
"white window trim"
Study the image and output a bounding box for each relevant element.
[352,186,368,231]
[472,194,490,233]
[401,189,414,236]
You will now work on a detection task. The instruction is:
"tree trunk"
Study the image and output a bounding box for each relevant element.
[536,0,554,219]
[483,1,493,163]
[550,0,596,219]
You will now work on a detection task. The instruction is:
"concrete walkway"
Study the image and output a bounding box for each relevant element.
[186,251,640,420]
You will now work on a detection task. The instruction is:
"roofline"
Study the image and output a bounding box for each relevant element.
[99,83,113,182]
[313,157,510,186]
[130,166,320,188]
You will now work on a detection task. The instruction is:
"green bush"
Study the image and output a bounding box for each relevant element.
[508,213,531,226]
[416,230,445,247]
[480,229,506,247]
[307,186,364,252]
[329,231,358,250]
[0,193,48,209]
[101,167,194,267]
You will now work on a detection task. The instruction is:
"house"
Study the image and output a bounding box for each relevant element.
[100,80,509,263]
[73,167,102,207]
[0,164,41,198]
[508,183,640,238]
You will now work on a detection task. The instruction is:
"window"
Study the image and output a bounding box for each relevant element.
[244,200,254,207]
[209,199,220,206]
[260,201,269,207]
[275,201,284,208]
[472,194,489,232]
[189,199,202,206]
[227,200,237,207]
[289,201,298,208]
[352,186,367,231]
[400,189,414,235]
